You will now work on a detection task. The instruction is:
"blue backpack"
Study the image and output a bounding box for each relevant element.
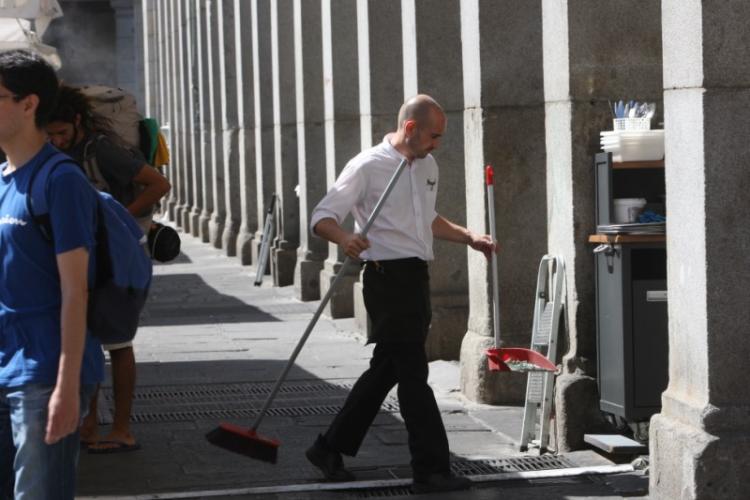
[27,151,153,345]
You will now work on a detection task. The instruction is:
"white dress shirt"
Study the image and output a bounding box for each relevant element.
[310,135,439,261]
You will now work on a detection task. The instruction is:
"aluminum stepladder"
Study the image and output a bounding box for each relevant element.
[254,194,277,286]
[519,255,568,453]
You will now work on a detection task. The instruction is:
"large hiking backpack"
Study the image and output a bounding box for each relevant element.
[27,151,153,345]
[78,85,142,151]
[78,85,167,167]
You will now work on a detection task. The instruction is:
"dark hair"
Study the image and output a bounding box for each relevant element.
[0,50,59,128]
[48,84,116,137]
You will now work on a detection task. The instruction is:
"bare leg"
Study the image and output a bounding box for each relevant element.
[89,347,138,451]
[79,384,100,445]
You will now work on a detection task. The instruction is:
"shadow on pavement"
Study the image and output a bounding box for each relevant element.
[77,359,417,497]
[140,273,281,326]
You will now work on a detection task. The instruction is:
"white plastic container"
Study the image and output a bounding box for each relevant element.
[613,117,651,131]
[613,198,647,223]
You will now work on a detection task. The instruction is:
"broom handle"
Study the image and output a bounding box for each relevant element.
[251,158,409,431]
[486,165,501,348]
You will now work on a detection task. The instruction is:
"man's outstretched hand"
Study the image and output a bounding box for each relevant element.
[468,232,499,260]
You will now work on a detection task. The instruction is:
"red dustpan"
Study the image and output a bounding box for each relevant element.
[483,165,556,373]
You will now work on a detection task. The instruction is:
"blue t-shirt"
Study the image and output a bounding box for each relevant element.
[0,143,104,387]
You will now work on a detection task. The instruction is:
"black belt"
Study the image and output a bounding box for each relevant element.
[363,257,427,274]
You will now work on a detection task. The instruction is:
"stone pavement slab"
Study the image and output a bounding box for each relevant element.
[76,230,645,499]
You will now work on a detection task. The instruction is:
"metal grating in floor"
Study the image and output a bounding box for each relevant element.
[450,455,575,475]
[114,381,359,401]
[99,380,400,424]
[353,486,413,498]
[350,456,577,498]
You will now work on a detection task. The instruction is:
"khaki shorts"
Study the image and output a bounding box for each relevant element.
[102,341,133,351]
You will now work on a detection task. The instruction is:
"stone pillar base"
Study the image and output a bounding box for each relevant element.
[180,209,192,234]
[649,400,750,500]
[553,373,610,451]
[236,227,255,266]
[208,215,225,249]
[425,293,468,361]
[166,200,177,221]
[271,247,297,287]
[222,226,238,257]
[190,209,202,237]
[459,330,526,405]
[251,230,263,263]
[319,262,358,318]
[199,212,211,243]
[294,255,324,301]
[174,205,186,229]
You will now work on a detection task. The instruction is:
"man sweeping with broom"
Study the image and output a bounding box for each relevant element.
[306,95,497,494]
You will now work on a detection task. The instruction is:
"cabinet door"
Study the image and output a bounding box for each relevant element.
[596,249,627,416]
[631,279,669,412]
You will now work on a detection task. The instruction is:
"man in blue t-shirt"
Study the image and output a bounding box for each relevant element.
[0,50,104,498]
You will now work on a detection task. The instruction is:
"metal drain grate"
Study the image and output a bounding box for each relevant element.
[354,486,413,498]
[350,457,577,498]
[450,455,575,475]
[98,380,400,424]
[113,381,358,401]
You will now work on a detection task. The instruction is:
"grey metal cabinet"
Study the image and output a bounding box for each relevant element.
[595,244,668,420]
[593,152,669,421]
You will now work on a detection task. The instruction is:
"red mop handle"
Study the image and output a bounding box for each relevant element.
[485,165,494,186]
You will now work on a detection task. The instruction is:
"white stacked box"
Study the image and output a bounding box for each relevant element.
[600,129,664,162]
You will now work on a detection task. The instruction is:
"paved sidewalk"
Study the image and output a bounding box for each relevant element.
[76,228,648,499]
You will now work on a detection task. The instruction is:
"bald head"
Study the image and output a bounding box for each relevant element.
[397,94,444,130]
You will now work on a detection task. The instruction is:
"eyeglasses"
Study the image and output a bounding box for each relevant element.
[0,94,19,101]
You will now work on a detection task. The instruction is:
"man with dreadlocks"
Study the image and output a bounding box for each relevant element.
[45,84,170,454]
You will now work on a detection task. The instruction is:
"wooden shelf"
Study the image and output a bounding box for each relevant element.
[612,160,664,170]
[588,234,666,244]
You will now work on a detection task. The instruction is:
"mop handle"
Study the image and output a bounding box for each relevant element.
[251,158,410,431]
[486,165,501,348]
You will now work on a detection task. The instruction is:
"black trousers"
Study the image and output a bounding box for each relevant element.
[324,258,450,479]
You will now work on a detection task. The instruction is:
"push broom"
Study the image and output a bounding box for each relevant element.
[483,165,557,373]
[206,158,409,463]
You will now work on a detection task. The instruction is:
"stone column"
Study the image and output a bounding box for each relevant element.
[403,0,470,361]
[269,0,299,286]
[234,0,259,265]
[541,0,662,449]
[110,0,137,95]
[168,0,186,227]
[177,0,194,233]
[360,0,403,147]
[197,0,215,242]
[218,0,241,256]
[292,0,327,300]
[350,0,403,326]
[188,0,204,237]
[251,0,277,270]
[458,0,548,401]
[650,2,750,498]
[140,0,153,118]
[157,0,174,220]
[135,0,148,115]
[318,0,362,318]
[207,0,226,247]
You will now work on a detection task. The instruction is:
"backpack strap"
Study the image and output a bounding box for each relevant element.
[81,134,112,193]
[26,151,74,242]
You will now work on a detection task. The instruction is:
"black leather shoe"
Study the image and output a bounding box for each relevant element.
[412,473,471,494]
[305,435,355,482]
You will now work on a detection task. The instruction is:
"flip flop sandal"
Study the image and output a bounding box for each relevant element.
[88,440,141,454]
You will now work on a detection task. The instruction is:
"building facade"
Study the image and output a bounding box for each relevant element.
[49,1,750,498]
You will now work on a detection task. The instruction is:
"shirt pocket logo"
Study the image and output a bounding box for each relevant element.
[426,178,437,191]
